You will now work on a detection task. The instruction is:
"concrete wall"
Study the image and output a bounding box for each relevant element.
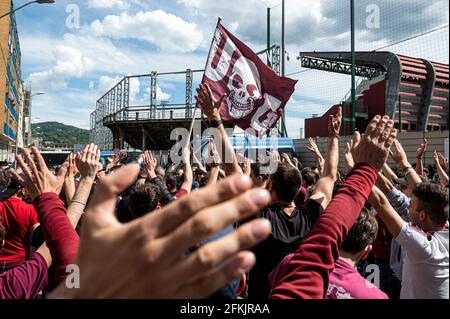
[294,130,449,171]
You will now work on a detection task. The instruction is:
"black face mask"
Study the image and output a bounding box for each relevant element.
[24,196,33,204]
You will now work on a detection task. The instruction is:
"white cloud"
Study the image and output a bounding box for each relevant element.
[98,75,123,93]
[20,0,448,132]
[142,85,172,103]
[157,86,171,101]
[28,45,95,90]
[87,0,129,10]
[177,0,203,7]
[90,10,204,52]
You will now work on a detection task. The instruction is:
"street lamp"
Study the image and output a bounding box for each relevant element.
[0,0,55,20]
[32,91,45,97]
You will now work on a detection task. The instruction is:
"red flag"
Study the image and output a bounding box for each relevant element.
[200,21,298,136]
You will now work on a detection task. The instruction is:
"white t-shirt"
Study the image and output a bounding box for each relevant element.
[395,223,449,299]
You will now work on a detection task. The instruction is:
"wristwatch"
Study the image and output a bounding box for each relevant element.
[209,119,223,128]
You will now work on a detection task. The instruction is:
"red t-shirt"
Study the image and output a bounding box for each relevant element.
[0,197,38,266]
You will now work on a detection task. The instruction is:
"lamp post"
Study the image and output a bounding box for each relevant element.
[32,91,45,97]
[0,0,55,19]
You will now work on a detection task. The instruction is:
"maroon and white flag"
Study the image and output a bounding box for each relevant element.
[200,21,298,136]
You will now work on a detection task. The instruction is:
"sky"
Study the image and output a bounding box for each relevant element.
[15,0,449,137]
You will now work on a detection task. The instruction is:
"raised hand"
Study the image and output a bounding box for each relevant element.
[438,153,449,172]
[195,83,226,121]
[292,157,300,169]
[208,138,221,165]
[143,151,157,179]
[307,138,321,156]
[416,138,428,160]
[76,144,101,180]
[13,147,66,199]
[433,151,441,165]
[181,147,191,164]
[243,157,252,176]
[281,153,296,169]
[52,165,272,299]
[328,107,343,137]
[67,153,79,178]
[269,150,281,164]
[351,115,397,171]
[390,139,409,168]
[344,140,355,172]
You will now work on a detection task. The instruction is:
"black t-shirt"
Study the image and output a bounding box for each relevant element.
[248,199,323,300]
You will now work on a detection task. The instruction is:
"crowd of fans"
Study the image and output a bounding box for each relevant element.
[0,84,448,299]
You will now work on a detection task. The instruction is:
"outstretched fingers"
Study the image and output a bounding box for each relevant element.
[364,115,381,137]
[161,188,271,258]
[139,175,254,238]
[31,147,48,172]
[371,116,390,141]
[174,251,256,299]
[170,218,271,284]
[85,164,140,228]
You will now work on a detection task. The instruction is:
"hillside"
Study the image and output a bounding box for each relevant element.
[32,122,90,145]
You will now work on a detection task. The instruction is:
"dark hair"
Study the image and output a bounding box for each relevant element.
[0,222,6,249]
[128,183,161,219]
[341,208,378,253]
[270,163,302,203]
[250,163,270,180]
[165,173,179,191]
[413,182,449,226]
[301,168,318,187]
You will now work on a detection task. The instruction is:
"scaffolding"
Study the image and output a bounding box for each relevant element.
[90,46,283,150]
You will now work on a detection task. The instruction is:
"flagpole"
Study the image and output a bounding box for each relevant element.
[185,17,223,149]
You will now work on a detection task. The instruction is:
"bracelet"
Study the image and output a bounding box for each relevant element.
[329,132,340,139]
[209,119,223,128]
[72,200,86,206]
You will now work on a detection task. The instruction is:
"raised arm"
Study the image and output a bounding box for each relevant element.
[144,151,175,205]
[369,186,405,238]
[382,163,398,184]
[270,115,397,299]
[309,107,342,209]
[307,138,324,176]
[196,84,243,175]
[180,147,193,193]
[14,147,79,285]
[434,151,449,186]
[66,144,101,228]
[64,154,77,205]
[391,139,422,187]
[415,139,427,176]
[192,148,208,175]
[207,138,222,186]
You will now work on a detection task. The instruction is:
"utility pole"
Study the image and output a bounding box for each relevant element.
[281,0,287,137]
[350,0,356,135]
[267,7,271,66]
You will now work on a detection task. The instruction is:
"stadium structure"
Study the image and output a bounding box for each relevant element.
[300,51,449,137]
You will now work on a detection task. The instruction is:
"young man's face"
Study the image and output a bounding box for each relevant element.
[408,196,424,226]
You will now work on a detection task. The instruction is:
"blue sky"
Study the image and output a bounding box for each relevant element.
[15,0,449,137]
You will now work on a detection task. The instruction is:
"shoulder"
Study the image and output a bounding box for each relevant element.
[298,199,324,217]
[256,206,275,219]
